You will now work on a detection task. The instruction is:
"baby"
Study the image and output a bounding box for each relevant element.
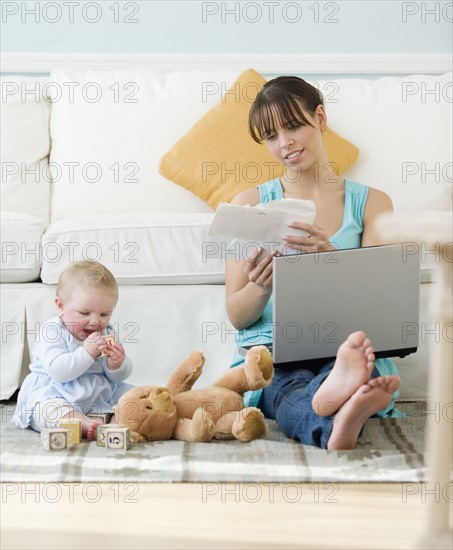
[12,260,133,440]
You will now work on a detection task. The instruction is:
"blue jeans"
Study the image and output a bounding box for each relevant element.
[259,362,380,449]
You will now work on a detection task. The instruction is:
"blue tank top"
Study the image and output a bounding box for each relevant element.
[231,178,401,417]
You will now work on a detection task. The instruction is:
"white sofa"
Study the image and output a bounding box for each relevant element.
[1,69,451,402]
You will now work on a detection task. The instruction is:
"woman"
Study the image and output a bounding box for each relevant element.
[225,76,401,450]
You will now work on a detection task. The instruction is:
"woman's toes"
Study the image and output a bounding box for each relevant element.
[348,331,367,348]
[368,377,382,388]
[388,376,400,392]
[362,337,372,350]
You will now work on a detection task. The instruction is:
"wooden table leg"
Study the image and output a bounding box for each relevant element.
[375,215,452,549]
[418,251,453,550]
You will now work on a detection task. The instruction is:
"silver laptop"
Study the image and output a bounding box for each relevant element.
[240,244,420,368]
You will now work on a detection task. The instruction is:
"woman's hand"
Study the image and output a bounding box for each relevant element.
[283,222,335,253]
[104,342,126,371]
[243,247,278,293]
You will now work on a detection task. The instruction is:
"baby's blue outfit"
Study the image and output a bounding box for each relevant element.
[12,316,133,429]
[230,178,403,448]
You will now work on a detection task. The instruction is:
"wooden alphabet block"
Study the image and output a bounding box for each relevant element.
[87,413,113,424]
[41,428,68,451]
[96,423,121,446]
[58,419,82,444]
[105,427,131,450]
[101,335,116,356]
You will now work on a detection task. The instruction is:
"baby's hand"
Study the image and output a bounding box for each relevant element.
[104,342,126,371]
[83,332,104,359]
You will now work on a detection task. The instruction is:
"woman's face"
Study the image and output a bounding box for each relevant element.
[262,104,327,175]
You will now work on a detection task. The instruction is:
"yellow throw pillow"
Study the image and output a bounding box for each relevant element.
[159,69,359,209]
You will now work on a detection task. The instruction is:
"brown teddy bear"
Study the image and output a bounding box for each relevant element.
[113,345,274,443]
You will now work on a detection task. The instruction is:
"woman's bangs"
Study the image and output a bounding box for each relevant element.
[253,95,311,142]
[255,102,279,140]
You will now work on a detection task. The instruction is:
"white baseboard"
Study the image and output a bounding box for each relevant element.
[1,52,452,75]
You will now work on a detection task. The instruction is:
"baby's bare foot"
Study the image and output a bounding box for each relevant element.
[312,331,375,417]
[327,375,400,450]
[86,422,102,441]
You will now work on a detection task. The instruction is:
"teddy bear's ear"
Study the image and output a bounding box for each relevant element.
[148,387,176,415]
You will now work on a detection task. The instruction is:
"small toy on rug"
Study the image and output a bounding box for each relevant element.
[96,423,115,446]
[41,427,69,451]
[58,418,82,444]
[114,346,274,443]
[101,335,116,356]
[105,426,131,450]
[86,412,113,424]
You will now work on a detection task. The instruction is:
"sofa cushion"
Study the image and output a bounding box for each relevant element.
[0,77,51,224]
[40,213,226,284]
[48,71,451,222]
[159,68,359,209]
[324,73,452,212]
[0,212,46,283]
[48,70,240,222]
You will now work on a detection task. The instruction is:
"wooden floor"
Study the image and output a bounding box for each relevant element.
[2,482,449,549]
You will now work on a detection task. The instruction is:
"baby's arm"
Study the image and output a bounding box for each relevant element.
[39,333,95,383]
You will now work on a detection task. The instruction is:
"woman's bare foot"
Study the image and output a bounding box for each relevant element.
[312,331,376,416]
[326,375,400,450]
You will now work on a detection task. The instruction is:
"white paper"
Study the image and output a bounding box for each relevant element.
[208,199,316,256]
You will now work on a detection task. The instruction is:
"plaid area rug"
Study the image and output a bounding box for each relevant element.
[0,403,427,482]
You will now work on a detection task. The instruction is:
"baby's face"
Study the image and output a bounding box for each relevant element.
[55,287,116,342]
